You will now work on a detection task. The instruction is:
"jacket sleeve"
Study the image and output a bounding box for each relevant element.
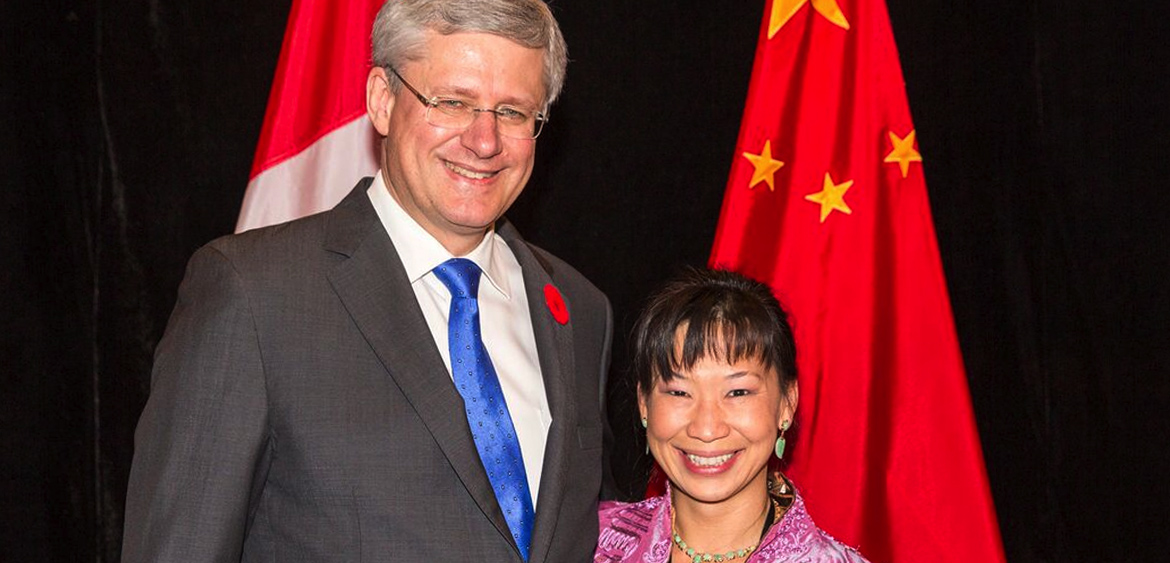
[122,244,270,562]
[598,297,618,501]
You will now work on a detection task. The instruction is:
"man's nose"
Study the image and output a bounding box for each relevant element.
[460,110,503,159]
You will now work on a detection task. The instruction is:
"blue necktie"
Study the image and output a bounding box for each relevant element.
[433,258,535,560]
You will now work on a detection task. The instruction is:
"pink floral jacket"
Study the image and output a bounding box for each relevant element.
[594,486,870,563]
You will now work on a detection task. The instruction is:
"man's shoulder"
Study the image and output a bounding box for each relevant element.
[189,213,328,282]
[199,181,376,272]
[498,222,605,303]
[208,211,328,258]
[524,242,600,291]
[511,238,612,333]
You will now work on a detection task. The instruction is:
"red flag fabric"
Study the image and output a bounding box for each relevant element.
[709,1,1006,562]
[237,0,383,232]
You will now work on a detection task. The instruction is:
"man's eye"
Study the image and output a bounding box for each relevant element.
[434,98,467,112]
[495,107,529,123]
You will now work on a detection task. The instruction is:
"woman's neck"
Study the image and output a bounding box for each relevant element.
[669,474,771,558]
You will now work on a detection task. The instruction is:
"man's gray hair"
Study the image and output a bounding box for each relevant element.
[372,0,569,109]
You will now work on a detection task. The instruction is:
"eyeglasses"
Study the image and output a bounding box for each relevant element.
[388,67,547,140]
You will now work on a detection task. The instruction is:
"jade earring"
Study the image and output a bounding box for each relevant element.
[641,417,649,454]
[775,419,791,460]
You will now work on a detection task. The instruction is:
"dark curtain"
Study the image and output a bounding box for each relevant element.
[2,1,1167,561]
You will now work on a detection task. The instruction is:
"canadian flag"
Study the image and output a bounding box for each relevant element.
[236,0,384,232]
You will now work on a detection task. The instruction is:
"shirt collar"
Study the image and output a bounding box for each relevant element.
[366,172,512,300]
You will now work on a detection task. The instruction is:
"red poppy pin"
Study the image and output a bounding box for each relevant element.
[544,284,569,325]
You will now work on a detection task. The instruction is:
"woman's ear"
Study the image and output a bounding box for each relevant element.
[778,380,799,428]
[637,384,648,421]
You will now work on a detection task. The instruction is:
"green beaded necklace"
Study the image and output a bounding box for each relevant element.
[670,531,755,563]
[669,498,780,563]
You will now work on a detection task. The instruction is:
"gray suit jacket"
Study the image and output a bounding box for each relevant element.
[123,179,613,562]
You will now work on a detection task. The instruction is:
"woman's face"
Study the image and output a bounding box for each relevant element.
[639,350,796,507]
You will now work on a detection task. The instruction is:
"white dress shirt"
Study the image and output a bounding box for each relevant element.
[367,174,551,503]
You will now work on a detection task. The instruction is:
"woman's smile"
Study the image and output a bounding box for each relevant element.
[679,448,741,474]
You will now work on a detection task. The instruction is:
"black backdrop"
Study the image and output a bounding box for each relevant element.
[3,1,1168,561]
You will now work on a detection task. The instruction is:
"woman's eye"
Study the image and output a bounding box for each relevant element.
[664,389,689,398]
[728,389,752,398]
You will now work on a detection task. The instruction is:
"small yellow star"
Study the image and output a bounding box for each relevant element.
[805,173,854,223]
[741,140,785,191]
[769,0,850,39]
[884,129,923,178]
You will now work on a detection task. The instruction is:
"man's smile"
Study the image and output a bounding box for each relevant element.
[444,159,500,180]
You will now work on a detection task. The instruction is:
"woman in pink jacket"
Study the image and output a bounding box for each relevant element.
[595,269,870,563]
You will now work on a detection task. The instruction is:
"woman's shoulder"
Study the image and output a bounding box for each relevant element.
[598,494,668,524]
[754,487,871,563]
[595,495,673,563]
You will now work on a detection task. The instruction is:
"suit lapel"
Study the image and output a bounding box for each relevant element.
[323,182,517,554]
[499,221,577,563]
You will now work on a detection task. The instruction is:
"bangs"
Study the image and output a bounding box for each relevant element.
[632,268,796,394]
[670,315,775,379]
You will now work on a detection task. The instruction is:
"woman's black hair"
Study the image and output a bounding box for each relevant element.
[632,268,797,395]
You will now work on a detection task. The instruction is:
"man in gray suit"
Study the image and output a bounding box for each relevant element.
[122,1,612,561]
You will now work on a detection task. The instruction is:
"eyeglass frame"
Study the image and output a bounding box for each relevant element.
[386,66,547,140]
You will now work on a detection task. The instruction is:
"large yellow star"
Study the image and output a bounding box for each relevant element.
[770,0,850,39]
[805,173,854,222]
[884,129,923,178]
[741,140,785,191]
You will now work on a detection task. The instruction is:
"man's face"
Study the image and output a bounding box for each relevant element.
[370,31,546,255]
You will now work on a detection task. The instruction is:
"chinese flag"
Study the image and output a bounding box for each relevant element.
[709,1,1006,562]
[236,0,383,232]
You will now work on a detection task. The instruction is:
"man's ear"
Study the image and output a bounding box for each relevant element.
[367,66,396,135]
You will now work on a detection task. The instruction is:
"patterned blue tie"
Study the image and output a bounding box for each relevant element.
[433,258,535,560]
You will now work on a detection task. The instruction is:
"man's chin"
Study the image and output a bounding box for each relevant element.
[443,202,513,229]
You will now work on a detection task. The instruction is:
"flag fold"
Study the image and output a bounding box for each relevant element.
[238,0,384,232]
[710,1,1006,561]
